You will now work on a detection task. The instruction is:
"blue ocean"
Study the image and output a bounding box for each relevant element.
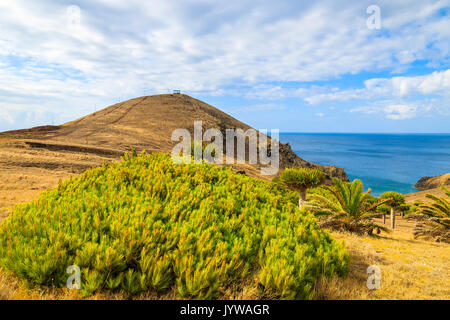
[279,133,450,196]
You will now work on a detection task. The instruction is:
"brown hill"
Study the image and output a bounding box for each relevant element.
[406,173,450,204]
[405,186,448,204]
[3,95,450,301]
[1,94,348,182]
[414,173,450,190]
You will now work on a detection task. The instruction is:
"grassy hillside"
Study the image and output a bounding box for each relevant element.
[0,94,348,228]
[0,151,348,299]
[0,94,348,182]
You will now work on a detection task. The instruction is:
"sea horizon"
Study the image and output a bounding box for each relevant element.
[279,132,450,196]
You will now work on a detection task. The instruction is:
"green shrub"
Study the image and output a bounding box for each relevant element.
[379,191,406,228]
[398,203,410,216]
[379,191,405,208]
[190,140,217,159]
[280,168,324,190]
[0,152,348,299]
[306,178,389,235]
[376,204,390,214]
[280,168,325,209]
[411,186,450,243]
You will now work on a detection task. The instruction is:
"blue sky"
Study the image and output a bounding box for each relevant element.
[0,0,449,133]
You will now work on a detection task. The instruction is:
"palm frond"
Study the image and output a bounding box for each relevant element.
[412,188,450,242]
[310,179,391,236]
[306,193,342,216]
[366,198,390,212]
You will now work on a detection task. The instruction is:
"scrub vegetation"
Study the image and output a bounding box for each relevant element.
[0,151,348,299]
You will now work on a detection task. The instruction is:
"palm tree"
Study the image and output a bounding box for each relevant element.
[280,168,324,210]
[412,186,450,242]
[306,178,389,235]
[376,204,390,224]
[398,203,410,217]
[417,187,450,222]
[379,191,405,229]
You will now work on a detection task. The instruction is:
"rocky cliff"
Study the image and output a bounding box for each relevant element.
[414,173,450,190]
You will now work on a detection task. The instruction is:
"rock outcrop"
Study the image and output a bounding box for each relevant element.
[414,173,450,190]
[279,142,348,184]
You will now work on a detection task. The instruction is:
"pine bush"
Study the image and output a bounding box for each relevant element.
[0,152,348,299]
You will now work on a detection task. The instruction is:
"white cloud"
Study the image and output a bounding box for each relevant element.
[305,69,450,105]
[350,106,378,115]
[350,102,431,120]
[227,103,285,113]
[304,88,366,105]
[0,0,449,129]
[384,104,417,120]
[366,69,450,97]
[0,109,14,124]
[306,69,450,120]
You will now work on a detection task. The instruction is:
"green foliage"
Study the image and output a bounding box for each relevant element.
[364,194,380,208]
[280,168,325,191]
[190,140,204,158]
[306,178,389,235]
[409,187,450,243]
[379,191,405,208]
[376,204,390,214]
[421,186,450,216]
[416,186,450,230]
[397,203,410,214]
[407,204,419,215]
[0,152,348,299]
[190,140,217,159]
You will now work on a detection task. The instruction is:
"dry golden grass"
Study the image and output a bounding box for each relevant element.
[1,208,448,300]
[0,139,116,223]
[0,136,279,300]
[0,94,448,299]
[0,140,448,300]
[0,94,348,182]
[405,186,448,204]
[315,217,450,300]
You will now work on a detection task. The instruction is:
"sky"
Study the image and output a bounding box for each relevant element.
[0,0,449,133]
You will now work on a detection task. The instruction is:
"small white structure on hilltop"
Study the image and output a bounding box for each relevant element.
[173,90,181,94]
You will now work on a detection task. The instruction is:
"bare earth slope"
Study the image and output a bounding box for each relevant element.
[1,94,348,182]
[52,94,253,152]
[0,94,348,219]
[405,187,448,204]
[404,173,450,204]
